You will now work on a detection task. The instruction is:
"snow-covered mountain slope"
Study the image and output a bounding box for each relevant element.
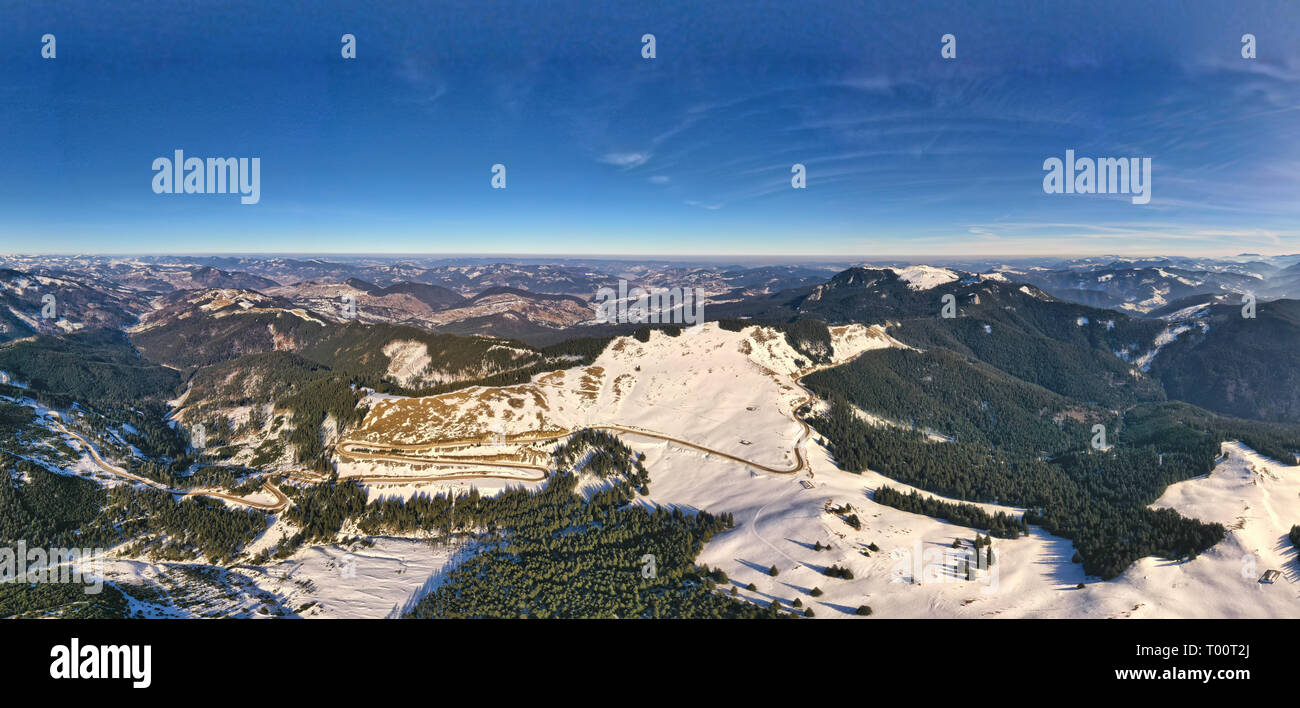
[343,322,904,473]
[646,436,1300,618]
[1000,265,1262,314]
[887,265,959,291]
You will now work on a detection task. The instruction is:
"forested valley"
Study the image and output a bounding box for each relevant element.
[805,359,1300,578]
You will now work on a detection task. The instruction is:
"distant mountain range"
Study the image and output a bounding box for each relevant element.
[2,254,1300,423]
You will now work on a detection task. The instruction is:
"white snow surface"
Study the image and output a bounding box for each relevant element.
[639,438,1300,618]
[889,265,959,291]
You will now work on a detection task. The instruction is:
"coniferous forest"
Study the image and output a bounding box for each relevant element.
[804,376,1295,578]
[873,485,1027,539]
[402,473,777,618]
[361,432,769,618]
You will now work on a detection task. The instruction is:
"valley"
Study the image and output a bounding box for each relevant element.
[1,254,1298,619]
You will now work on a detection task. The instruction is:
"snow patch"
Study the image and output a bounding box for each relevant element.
[890,265,958,291]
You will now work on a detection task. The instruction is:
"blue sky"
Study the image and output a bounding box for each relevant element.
[2,0,1299,257]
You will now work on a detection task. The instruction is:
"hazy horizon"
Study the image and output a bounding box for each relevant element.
[1,249,1296,262]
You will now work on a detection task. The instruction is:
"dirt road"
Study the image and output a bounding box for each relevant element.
[334,350,863,482]
[50,417,289,512]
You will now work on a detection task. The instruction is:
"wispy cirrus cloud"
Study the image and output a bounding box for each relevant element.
[685,200,724,210]
[599,152,651,169]
[396,55,449,106]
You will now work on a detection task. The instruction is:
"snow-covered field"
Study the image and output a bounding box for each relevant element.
[245,537,468,619]
[94,536,465,619]
[327,321,1300,618]
[637,435,1299,618]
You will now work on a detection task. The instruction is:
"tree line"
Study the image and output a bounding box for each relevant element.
[808,397,1239,578]
[873,485,1027,539]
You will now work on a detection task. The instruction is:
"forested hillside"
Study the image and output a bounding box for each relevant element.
[710,267,1167,408]
[0,329,180,408]
[807,394,1300,578]
[803,347,1114,456]
[0,330,187,468]
[1151,299,1300,423]
[401,473,771,618]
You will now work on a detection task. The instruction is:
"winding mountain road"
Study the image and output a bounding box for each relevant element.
[334,351,859,483]
[49,417,290,512]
